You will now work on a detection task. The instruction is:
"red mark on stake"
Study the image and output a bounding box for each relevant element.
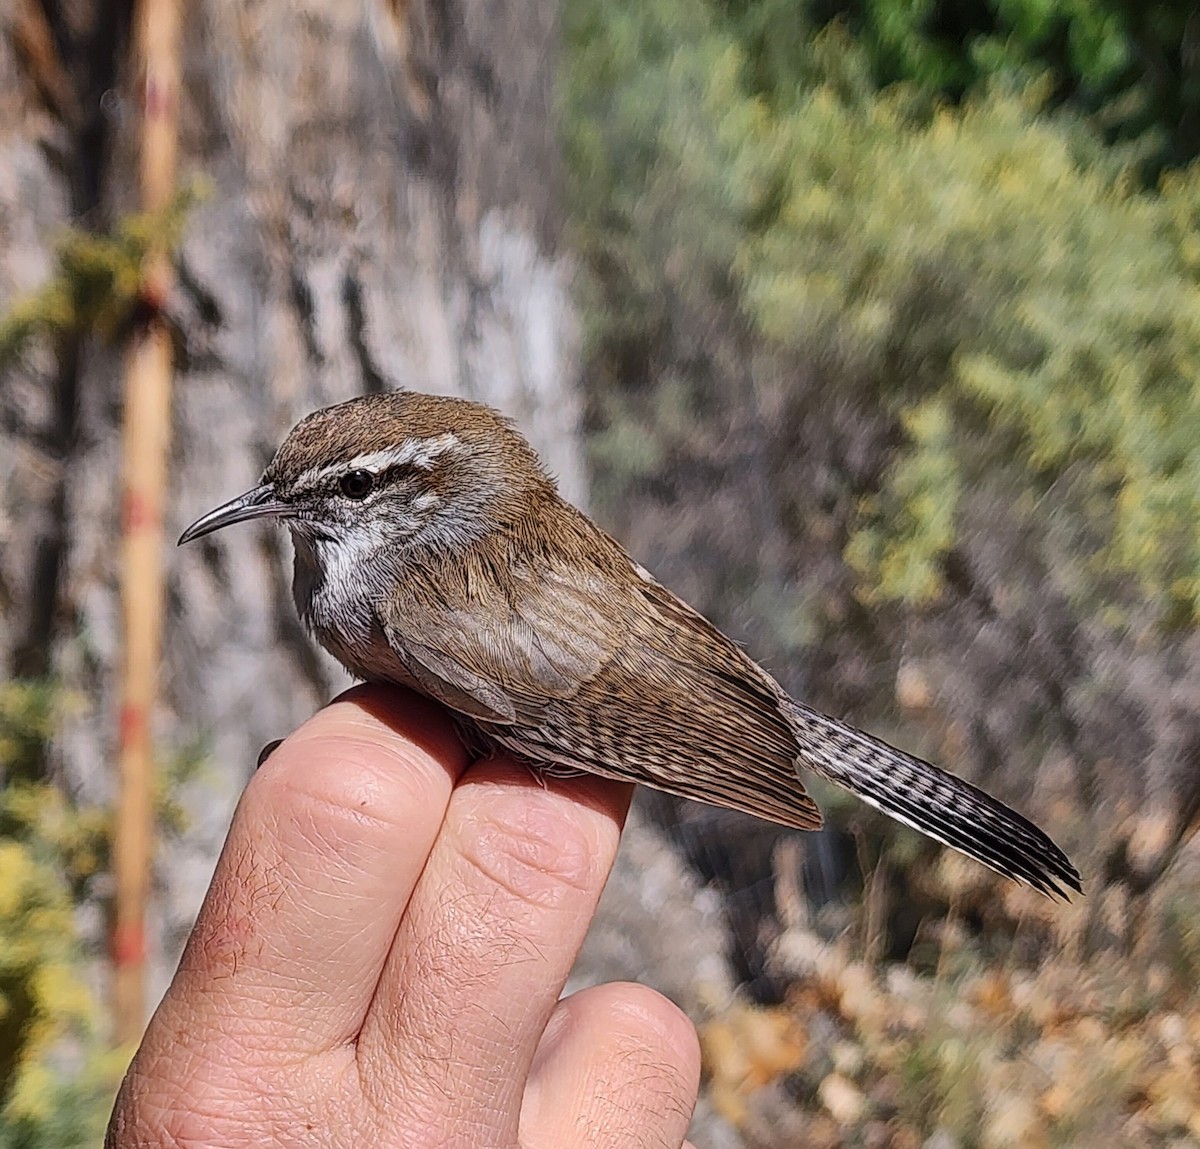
[123,490,160,533]
[112,922,147,966]
[119,703,146,746]
[143,75,175,118]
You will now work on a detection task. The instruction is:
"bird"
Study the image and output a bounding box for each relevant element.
[179,390,1081,899]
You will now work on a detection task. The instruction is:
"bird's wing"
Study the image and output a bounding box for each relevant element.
[379,545,823,830]
[381,557,621,724]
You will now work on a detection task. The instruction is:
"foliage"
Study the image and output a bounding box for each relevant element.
[0,184,205,364]
[717,0,1200,173]
[0,683,118,1147]
[740,60,1200,621]
[590,2,1200,1138]
[565,4,1200,626]
[700,865,1200,1145]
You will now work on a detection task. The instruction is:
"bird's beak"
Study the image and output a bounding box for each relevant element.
[178,484,289,545]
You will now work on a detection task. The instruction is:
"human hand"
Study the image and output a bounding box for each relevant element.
[106,685,701,1148]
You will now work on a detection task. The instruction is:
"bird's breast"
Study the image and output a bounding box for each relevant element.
[304,583,419,688]
[291,531,407,684]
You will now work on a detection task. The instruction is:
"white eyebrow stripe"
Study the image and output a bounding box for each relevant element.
[293,434,461,490]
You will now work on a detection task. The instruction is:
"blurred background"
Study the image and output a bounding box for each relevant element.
[1,0,1199,1145]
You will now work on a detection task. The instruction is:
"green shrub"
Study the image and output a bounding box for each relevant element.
[741,61,1200,621]
[566,7,1200,624]
[0,683,118,1147]
[0,184,204,364]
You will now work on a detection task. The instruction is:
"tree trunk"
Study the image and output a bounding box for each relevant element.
[0,0,583,996]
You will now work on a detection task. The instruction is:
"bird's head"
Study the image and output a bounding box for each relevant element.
[179,391,554,560]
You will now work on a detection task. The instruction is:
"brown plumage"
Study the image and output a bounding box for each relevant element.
[180,391,1082,899]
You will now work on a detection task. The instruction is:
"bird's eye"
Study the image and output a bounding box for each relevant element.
[339,470,375,500]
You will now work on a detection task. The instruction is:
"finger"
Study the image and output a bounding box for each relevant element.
[357,757,632,1140]
[521,982,700,1149]
[153,684,470,1060]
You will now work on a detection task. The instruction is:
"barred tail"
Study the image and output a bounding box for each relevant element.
[783,699,1081,899]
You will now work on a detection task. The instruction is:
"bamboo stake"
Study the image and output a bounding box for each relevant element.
[112,0,182,1046]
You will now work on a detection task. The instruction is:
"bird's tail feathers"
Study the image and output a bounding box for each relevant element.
[783,700,1081,899]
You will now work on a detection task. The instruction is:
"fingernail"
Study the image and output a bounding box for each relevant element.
[257,739,284,769]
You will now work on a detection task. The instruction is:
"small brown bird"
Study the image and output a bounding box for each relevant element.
[180,391,1081,898]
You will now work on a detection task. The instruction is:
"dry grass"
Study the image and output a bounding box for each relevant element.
[699,839,1200,1148]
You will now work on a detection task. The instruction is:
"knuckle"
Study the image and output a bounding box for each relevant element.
[603,983,702,1081]
[456,788,607,908]
[110,1060,267,1149]
[250,735,443,837]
